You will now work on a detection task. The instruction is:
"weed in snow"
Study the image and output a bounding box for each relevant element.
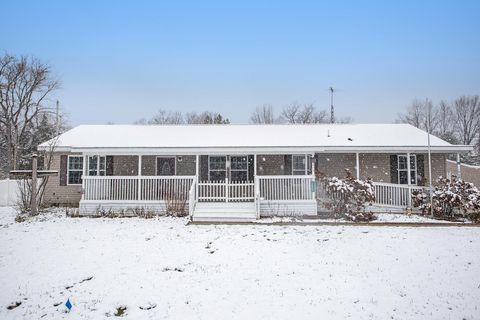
[6,301,21,310]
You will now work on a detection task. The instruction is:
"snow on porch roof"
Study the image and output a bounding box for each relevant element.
[38,123,472,154]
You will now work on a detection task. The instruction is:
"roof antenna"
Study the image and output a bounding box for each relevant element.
[329,87,336,124]
[327,129,330,137]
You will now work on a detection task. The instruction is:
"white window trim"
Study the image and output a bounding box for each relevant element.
[397,154,417,185]
[230,155,249,182]
[292,154,307,175]
[87,155,106,176]
[155,156,177,176]
[67,155,84,185]
[208,155,227,181]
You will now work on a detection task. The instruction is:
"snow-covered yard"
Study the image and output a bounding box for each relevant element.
[0,207,479,320]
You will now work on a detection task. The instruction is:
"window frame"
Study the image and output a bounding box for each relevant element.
[87,155,106,176]
[292,154,307,175]
[397,154,417,185]
[230,155,249,182]
[67,155,84,185]
[156,156,177,176]
[208,155,227,181]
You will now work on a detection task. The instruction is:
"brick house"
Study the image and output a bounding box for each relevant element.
[38,123,472,221]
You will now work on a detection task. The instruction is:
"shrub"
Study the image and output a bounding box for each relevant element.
[165,192,187,217]
[323,170,376,222]
[411,175,480,221]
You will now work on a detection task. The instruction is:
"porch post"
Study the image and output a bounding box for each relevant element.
[355,152,360,179]
[406,152,412,207]
[406,152,411,185]
[137,155,142,201]
[456,153,461,179]
[81,154,87,200]
[196,154,200,196]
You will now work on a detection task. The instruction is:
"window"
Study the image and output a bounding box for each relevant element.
[292,155,307,175]
[156,157,176,176]
[398,155,417,185]
[68,156,83,185]
[209,156,226,181]
[87,156,106,176]
[230,156,248,181]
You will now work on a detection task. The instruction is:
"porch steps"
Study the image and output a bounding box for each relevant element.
[192,202,257,222]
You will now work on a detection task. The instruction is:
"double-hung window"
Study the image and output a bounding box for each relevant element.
[292,155,307,175]
[87,155,106,176]
[209,156,226,181]
[67,156,84,185]
[398,155,416,185]
[230,156,248,181]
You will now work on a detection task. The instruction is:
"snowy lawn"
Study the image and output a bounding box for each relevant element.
[0,207,479,320]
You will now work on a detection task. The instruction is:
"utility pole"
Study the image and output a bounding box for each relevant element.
[426,99,434,217]
[55,100,60,136]
[30,154,38,216]
[329,87,335,123]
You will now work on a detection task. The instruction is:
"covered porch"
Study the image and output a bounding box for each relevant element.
[76,150,459,219]
[78,153,317,220]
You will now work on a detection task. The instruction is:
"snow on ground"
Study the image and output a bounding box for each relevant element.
[258,213,458,224]
[0,207,479,320]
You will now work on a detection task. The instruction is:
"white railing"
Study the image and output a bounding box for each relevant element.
[83,176,195,202]
[188,178,197,216]
[198,179,254,202]
[257,175,315,201]
[372,182,425,207]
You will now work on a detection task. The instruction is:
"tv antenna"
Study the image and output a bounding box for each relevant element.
[329,87,335,123]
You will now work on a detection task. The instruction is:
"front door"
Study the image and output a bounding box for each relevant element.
[156,157,176,176]
[199,155,254,202]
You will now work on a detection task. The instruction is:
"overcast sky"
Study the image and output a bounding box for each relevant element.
[2,0,479,125]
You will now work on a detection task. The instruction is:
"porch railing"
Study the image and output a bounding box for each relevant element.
[372,182,425,208]
[198,179,255,202]
[257,175,316,201]
[82,176,195,202]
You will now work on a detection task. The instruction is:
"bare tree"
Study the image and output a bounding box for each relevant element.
[451,95,480,145]
[396,99,438,132]
[185,111,229,124]
[250,104,276,124]
[281,103,329,124]
[0,54,60,175]
[137,110,230,125]
[147,109,184,124]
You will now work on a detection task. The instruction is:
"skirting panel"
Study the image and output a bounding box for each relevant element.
[260,200,317,217]
[79,201,182,216]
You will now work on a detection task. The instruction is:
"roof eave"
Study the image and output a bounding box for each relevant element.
[38,144,473,155]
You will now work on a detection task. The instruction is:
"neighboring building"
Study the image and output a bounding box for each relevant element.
[447,160,480,187]
[38,124,472,221]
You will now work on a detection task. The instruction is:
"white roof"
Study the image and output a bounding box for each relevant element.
[38,124,472,155]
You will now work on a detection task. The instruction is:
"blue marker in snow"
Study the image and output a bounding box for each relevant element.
[65,298,72,311]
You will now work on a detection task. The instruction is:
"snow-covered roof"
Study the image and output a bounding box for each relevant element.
[38,124,472,154]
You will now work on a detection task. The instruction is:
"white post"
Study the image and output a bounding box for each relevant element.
[137,155,142,201]
[81,154,87,200]
[225,177,229,202]
[196,155,200,198]
[406,152,411,186]
[426,100,434,216]
[355,152,360,179]
[406,152,412,207]
[456,153,461,179]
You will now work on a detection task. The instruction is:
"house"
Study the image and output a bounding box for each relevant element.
[37,123,472,221]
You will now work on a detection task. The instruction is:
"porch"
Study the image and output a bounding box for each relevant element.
[77,153,430,220]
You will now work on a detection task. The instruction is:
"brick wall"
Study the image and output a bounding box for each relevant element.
[43,153,82,206]
[316,153,356,178]
[141,155,196,176]
[316,152,447,184]
[447,160,480,187]
[256,155,286,175]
